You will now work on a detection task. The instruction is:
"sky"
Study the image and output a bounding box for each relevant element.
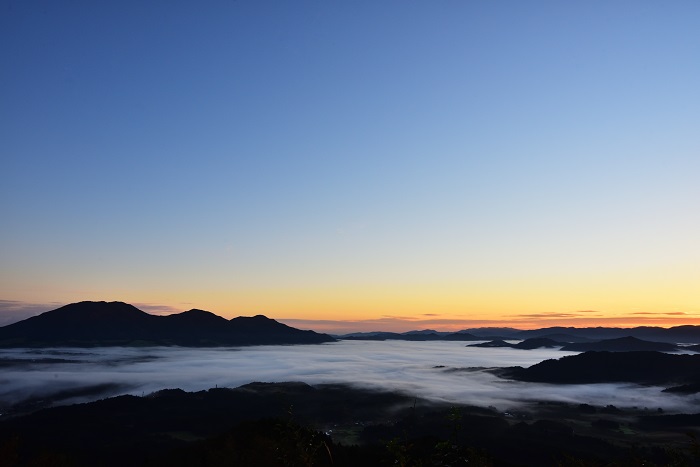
[2,1,699,332]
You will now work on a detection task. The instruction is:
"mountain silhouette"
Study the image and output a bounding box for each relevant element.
[502,351,700,386]
[339,326,700,343]
[514,326,700,343]
[467,339,514,348]
[467,337,567,349]
[0,301,335,347]
[560,336,678,352]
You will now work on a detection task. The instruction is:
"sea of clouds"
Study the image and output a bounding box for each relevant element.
[1,340,697,413]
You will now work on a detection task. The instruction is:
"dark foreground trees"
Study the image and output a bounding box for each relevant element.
[1,383,699,466]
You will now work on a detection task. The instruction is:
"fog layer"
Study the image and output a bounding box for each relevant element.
[1,341,697,413]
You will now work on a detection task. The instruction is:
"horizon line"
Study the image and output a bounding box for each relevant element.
[1,299,699,333]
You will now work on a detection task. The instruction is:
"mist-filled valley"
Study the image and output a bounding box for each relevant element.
[2,304,700,465]
[4,341,700,465]
[3,341,698,415]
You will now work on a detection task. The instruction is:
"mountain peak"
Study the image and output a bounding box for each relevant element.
[561,336,678,352]
[0,302,334,347]
[179,309,222,317]
[40,301,148,320]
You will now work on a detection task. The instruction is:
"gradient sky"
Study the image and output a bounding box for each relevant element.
[2,1,699,332]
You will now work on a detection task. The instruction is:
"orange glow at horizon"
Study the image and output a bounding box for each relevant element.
[4,263,698,333]
[277,314,700,334]
[70,275,698,332]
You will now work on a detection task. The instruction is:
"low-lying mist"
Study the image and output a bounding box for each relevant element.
[1,341,697,414]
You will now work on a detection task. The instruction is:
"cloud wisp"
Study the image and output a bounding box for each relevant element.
[1,341,697,414]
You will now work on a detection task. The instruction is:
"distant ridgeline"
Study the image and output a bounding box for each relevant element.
[339,326,700,344]
[0,301,335,347]
[468,336,698,352]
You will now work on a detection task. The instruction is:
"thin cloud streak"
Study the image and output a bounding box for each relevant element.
[515,313,584,319]
[632,311,687,316]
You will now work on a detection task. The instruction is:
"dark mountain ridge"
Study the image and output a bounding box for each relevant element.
[468,337,568,349]
[469,336,684,352]
[514,325,700,343]
[1,382,696,467]
[500,351,700,387]
[560,336,679,352]
[338,325,700,343]
[467,339,514,348]
[0,301,335,347]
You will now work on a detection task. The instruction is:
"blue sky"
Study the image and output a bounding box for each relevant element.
[2,1,699,330]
